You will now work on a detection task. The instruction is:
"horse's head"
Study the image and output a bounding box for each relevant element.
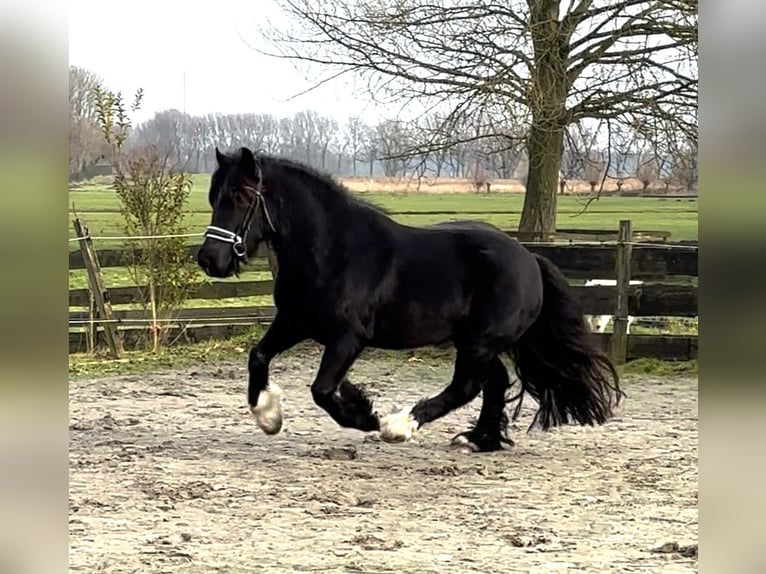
[197,146,275,278]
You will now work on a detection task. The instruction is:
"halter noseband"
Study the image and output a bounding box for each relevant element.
[204,166,275,261]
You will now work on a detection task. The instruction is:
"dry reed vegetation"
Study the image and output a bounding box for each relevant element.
[343,176,695,195]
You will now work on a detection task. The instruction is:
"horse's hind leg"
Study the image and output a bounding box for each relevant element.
[451,356,513,452]
[378,347,488,443]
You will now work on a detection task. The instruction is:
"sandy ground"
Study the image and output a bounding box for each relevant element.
[69,348,698,573]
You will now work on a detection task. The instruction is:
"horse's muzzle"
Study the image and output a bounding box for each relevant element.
[197,242,234,278]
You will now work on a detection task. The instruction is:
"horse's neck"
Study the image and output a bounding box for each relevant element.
[266,168,349,281]
[269,204,333,283]
[270,234,316,275]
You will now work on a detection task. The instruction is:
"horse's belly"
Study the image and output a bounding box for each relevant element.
[369,302,461,349]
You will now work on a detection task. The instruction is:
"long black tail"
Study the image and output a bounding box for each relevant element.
[509,254,623,431]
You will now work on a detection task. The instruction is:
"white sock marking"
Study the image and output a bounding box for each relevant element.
[250,384,283,435]
[450,434,480,453]
[379,407,419,443]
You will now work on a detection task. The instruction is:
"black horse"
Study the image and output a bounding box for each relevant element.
[196,147,622,452]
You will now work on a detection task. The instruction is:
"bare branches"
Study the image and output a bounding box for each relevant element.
[255,0,696,235]
[263,0,533,109]
[564,0,697,143]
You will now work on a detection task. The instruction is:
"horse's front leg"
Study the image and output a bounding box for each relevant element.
[310,336,380,432]
[248,313,304,434]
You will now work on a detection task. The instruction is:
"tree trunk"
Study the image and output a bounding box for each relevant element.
[518,121,564,241]
[518,0,569,242]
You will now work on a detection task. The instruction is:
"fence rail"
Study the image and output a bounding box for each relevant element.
[69,240,698,279]
[69,280,275,307]
[68,223,699,362]
[68,282,697,318]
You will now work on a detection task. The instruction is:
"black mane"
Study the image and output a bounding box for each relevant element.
[250,153,400,286]
[260,153,392,218]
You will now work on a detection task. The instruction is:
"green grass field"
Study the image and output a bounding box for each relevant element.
[69,174,698,248]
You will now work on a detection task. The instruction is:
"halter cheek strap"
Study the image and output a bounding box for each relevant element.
[204,164,275,261]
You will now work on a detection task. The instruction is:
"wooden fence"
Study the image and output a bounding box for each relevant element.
[69,223,698,362]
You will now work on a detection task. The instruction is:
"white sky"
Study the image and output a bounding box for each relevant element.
[68,0,384,125]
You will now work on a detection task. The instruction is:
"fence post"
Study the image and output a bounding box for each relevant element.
[72,217,123,358]
[86,289,96,354]
[611,219,633,365]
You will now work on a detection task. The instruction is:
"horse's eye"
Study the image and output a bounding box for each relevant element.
[233,190,248,207]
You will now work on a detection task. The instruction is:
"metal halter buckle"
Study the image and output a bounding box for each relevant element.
[232,240,247,258]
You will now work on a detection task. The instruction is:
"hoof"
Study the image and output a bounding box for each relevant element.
[450,430,509,453]
[451,434,481,454]
[379,407,419,443]
[250,384,283,435]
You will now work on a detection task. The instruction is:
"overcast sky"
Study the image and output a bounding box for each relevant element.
[68,0,383,125]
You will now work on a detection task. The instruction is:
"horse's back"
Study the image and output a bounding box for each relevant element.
[420,221,545,338]
[395,219,541,294]
[368,219,542,348]
[413,220,539,274]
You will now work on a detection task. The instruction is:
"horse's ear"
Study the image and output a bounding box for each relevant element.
[238,147,258,179]
[215,147,227,166]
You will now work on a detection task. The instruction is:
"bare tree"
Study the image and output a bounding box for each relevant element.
[277,116,297,157]
[472,160,491,193]
[260,0,697,239]
[421,112,450,177]
[487,131,526,180]
[359,122,379,177]
[69,66,108,178]
[582,150,607,194]
[561,123,592,182]
[636,153,660,192]
[608,122,642,178]
[315,115,339,170]
[293,110,320,164]
[628,110,696,193]
[130,109,187,169]
[669,134,697,193]
[343,117,365,176]
[376,119,411,177]
[560,121,604,194]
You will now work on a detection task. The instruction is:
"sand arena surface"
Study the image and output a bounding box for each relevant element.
[69,349,698,573]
